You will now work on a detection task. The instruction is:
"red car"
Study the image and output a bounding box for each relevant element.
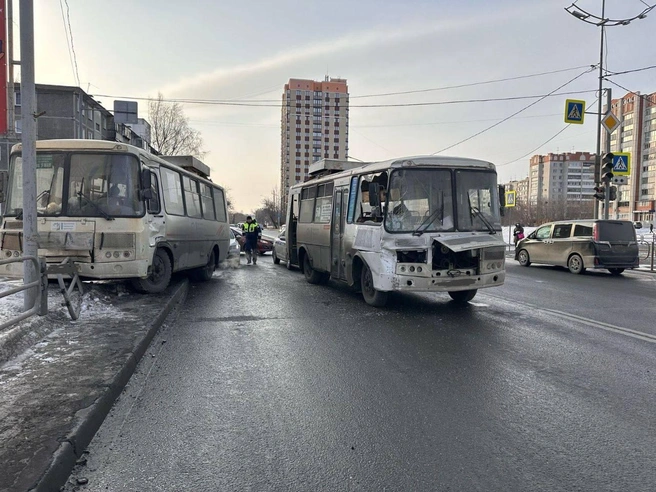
[230,227,273,255]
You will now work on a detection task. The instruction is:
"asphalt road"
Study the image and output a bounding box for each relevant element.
[67,257,656,491]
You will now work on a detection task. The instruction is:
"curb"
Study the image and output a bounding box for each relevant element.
[31,279,189,492]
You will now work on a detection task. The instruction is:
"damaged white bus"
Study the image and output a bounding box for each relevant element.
[284,156,506,306]
[0,140,229,293]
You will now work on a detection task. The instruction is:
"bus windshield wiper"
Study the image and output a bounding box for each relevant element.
[76,191,114,220]
[413,208,442,236]
[470,205,496,234]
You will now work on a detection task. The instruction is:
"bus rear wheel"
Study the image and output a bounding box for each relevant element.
[361,264,388,307]
[303,254,324,284]
[131,249,172,294]
[448,289,477,303]
[190,250,216,282]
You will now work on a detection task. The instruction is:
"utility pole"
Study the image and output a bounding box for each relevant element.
[564,1,653,219]
[19,0,38,311]
[7,0,15,135]
[603,88,612,220]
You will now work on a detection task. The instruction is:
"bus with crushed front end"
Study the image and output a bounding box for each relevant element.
[283,156,506,307]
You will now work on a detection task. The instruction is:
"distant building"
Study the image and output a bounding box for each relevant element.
[1,84,155,172]
[528,152,596,206]
[280,77,349,210]
[602,91,656,223]
[505,177,529,206]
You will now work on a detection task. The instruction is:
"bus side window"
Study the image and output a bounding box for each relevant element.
[147,172,161,214]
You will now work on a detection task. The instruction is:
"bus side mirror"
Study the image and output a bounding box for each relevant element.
[498,185,505,216]
[140,169,153,201]
[0,170,7,203]
[368,183,381,207]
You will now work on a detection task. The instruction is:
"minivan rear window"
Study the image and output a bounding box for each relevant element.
[573,224,593,237]
[596,221,636,241]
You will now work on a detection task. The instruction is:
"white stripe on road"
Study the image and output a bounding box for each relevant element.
[480,293,656,344]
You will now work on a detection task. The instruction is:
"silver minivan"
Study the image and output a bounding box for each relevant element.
[515,219,639,275]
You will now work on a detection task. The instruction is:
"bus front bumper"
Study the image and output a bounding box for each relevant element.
[382,271,505,292]
[0,259,150,280]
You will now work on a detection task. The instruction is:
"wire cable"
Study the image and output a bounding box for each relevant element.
[349,65,594,99]
[604,64,656,76]
[429,66,597,155]
[58,0,77,87]
[93,89,597,109]
[63,0,80,87]
[499,97,600,167]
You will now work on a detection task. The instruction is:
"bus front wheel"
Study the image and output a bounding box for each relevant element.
[448,289,477,303]
[361,264,388,307]
[131,249,172,294]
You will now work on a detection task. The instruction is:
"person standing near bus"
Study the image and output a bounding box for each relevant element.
[241,216,261,265]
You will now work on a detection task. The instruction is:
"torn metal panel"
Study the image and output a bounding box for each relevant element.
[431,233,505,253]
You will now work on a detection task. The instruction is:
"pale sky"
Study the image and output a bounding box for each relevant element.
[21,0,656,212]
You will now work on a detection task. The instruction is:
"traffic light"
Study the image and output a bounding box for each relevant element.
[593,185,605,201]
[601,152,615,183]
[609,186,617,201]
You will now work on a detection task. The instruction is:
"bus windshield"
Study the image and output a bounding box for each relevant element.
[385,169,454,233]
[6,153,144,218]
[384,168,500,233]
[455,170,501,232]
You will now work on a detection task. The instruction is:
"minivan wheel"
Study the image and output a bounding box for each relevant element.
[517,249,531,267]
[567,254,586,274]
[608,268,625,276]
[272,249,280,265]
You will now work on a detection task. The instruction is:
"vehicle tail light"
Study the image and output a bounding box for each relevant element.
[593,223,599,242]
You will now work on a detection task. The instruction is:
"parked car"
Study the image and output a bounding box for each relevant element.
[228,229,240,258]
[230,227,274,255]
[272,230,290,266]
[634,221,643,229]
[515,219,639,275]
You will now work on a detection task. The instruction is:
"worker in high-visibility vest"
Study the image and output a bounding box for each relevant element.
[241,216,262,265]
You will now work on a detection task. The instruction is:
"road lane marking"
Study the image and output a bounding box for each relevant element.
[480,293,656,344]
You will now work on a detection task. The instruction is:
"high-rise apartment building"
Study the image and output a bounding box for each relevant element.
[280,77,349,209]
[528,152,596,206]
[602,91,656,223]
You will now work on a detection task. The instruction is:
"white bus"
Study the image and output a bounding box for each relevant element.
[0,139,230,293]
[283,156,506,306]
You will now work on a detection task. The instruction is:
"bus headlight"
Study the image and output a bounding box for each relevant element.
[105,252,112,258]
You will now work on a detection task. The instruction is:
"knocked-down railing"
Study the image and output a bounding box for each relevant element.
[47,257,85,320]
[0,256,48,331]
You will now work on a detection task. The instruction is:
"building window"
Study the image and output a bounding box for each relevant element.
[14,91,21,106]
[15,118,22,133]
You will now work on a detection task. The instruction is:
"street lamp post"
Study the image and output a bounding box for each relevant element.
[565,1,654,220]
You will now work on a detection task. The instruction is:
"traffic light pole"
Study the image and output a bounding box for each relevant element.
[603,88,612,220]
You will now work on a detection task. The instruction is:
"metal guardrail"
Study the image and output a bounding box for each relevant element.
[48,257,85,320]
[0,256,48,331]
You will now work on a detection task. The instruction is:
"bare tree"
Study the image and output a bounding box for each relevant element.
[148,93,205,157]
[257,188,282,228]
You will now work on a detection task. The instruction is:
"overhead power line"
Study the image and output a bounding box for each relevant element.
[58,0,78,87]
[430,65,597,155]
[93,89,597,109]
[93,64,597,105]
[604,64,656,77]
[350,65,595,99]
[63,0,80,87]
[499,96,600,167]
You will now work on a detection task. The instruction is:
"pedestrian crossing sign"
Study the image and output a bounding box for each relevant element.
[505,190,516,207]
[564,99,585,124]
[612,152,630,176]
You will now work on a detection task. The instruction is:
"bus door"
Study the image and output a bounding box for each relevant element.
[331,186,349,279]
[145,168,165,248]
[288,192,300,266]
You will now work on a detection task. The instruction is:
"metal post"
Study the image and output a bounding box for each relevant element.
[593,0,605,220]
[7,0,14,135]
[19,0,38,311]
[651,232,654,272]
[603,87,611,220]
